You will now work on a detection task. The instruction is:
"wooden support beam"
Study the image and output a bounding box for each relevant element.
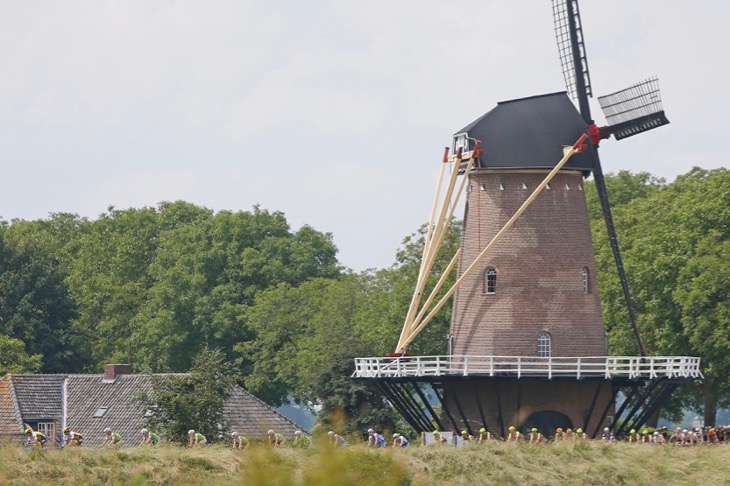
[397,145,478,351]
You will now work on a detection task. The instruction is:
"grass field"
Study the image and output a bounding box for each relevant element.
[1,441,729,485]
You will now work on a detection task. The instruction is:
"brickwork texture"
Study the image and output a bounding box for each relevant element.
[450,170,607,357]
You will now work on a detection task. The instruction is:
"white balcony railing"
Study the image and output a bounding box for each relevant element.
[352,355,703,380]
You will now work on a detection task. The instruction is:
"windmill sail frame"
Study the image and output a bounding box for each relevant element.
[598,77,670,140]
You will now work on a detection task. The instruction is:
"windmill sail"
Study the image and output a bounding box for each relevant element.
[598,77,670,140]
[552,0,592,118]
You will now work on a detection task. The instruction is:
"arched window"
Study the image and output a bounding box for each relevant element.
[582,267,590,293]
[537,331,551,357]
[484,267,497,294]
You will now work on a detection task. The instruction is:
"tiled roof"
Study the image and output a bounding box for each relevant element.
[66,374,155,448]
[9,374,64,420]
[224,386,303,440]
[65,373,304,446]
[0,375,24,442]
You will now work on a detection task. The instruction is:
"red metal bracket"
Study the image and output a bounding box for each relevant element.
[588,124,611,145]
[572,133,589,151]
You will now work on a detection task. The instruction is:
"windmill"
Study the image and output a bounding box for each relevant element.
[352,0,700,440]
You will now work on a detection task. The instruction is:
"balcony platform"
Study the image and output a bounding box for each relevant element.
[352,355,702,381]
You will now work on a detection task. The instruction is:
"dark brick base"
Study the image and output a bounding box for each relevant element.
[442,378,614,438]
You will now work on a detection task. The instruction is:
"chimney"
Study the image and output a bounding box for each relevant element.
[103,364,132,382]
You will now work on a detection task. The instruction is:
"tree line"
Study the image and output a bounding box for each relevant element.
[0,167,727,429]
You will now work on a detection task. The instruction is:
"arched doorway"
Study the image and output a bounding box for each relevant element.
[522,410,573,436]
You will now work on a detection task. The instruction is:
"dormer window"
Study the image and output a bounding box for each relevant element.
[452,133,473,155]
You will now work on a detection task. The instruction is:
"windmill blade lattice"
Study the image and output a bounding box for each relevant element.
[598,77,670,140]
[552,0,592,103]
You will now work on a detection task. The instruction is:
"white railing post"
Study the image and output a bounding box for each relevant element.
[650,357,657,379]
[629,357,634,379]
[577,357,581,380]
[548,356,552,379]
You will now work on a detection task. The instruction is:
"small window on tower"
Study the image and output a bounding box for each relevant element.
[480,183,487,191]
[484,267,497,294]
[467,185,473,193]
[537,331,551,357]
[565,183,571,190]
[499,183,505,191]
[522,182,528,189]
[578,184,583,191]
[582,267,590,293]
[546,183,551,189]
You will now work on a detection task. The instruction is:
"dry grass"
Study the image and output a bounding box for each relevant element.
[1,442,729,485]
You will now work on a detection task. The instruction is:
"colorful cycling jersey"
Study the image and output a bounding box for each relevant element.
[331,434,346,446]
[32,431,47,444]
[195,433,206,444]
[65,431,83,445]
[396,436,409,447]
[369,433,386,447]
[433,432,447,444]
[233,436,249,447]
[148,432,160,445]
[292,435,311,448]
[111,433,122,443]
[461,434,476,444]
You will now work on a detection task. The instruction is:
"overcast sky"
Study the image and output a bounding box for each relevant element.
[0,0,727,271]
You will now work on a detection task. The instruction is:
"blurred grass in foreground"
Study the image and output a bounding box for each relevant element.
[1,441,729,485]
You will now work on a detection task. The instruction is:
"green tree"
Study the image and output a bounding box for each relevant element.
[0,334,42,375]
[132,205,340,372]
[585,170,664,221]
[67,202,207,368]
[589,167,729,424]
[585,171,667,355]
[240,276,402,434]
[240,222,460,433]
[674,232,730,425]
[144,348,238,444]
[0,218,87,372]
